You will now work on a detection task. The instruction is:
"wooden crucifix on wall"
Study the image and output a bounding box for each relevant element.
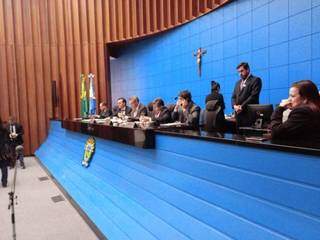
[193,47,207,77]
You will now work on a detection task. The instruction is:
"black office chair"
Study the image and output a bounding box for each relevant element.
[204,100,224,132]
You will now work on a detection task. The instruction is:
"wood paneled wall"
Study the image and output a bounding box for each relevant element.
[0,0,230,154]
[104,0,230,43]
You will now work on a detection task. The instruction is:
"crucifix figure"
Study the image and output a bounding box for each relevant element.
[193,47,207,77]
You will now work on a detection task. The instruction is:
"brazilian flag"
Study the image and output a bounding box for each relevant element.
[80,74,88,117]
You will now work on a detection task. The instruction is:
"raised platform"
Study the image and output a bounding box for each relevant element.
[35,120,320,240]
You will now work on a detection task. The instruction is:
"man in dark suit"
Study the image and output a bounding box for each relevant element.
[172,90,201,129]
[129,96,147,119]
[231,62,262,127]
[0,119,9,187]
[113,97,132,118]
[151,98,171,124]
[6,116,25,169]
[98,101,112,118]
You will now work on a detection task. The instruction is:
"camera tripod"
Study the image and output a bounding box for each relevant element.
[8,145,23,240]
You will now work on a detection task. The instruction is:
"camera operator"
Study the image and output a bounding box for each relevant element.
[0,118,10,187]
[7,116,25,169]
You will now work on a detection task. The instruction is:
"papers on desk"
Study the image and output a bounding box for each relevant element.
[136,121,155,129]
[245,136,268,142]
[159,122,186,127]
[225,116,236,121]
[95,118,108,124]
[81,119,91,123]
[77,117,110,124]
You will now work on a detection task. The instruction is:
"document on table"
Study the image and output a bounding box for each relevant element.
[159,122,186,127]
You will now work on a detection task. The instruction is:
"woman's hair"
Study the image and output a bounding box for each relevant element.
[291,80,320,112]
[211,81,220,93]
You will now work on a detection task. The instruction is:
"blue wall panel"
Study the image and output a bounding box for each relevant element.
[110,0,320,114]
[35,121,320,239]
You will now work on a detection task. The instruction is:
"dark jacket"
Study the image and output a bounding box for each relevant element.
[232,75,262,127]
[99,108,112,118]
[205,92,225,111]
[151,106,171,124]
[204,100,226,131]
[113,106,132,117]
[270,105,320,148]
[0,127,9,167]
[172,102,201,128]
[130,104,148,118]
[6,122,24,145]
[231,75,262,109]
[205,92,226,128]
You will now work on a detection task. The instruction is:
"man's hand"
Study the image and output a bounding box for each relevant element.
[182,106,187,112]
[9,133,18,139]
[174,99,181,112]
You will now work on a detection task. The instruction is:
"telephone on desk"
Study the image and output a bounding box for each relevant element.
[239,114,271,135]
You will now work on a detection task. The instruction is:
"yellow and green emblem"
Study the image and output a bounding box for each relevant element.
[82,136,96,167]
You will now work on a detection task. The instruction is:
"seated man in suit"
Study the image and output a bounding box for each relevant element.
[113,97,132,118]
[151,98,171,124]
[98,102,112,118]
[231,62,262,127]
[129,96,147,119]
[172,90,201,128]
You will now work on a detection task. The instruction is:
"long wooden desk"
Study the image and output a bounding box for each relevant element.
[62,119,320,156]
[62,119,155,148]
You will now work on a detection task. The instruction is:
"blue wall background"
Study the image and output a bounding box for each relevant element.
[36,121,320,240]
[110,0,320,114]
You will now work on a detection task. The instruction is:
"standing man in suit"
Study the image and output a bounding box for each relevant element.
[231,62,262,127]
[129,96,148,119]
[7,116,25,169]
[113,97,132,118]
